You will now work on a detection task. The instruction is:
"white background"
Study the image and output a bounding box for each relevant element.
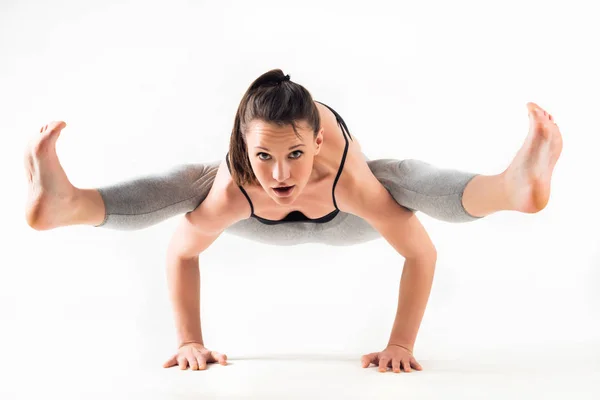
[2,0,599,398]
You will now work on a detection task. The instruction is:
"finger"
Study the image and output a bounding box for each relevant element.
[363,354,380,368]
[198,355,207,370]
[210,351,227,365]
[401,359,412,373]
[371,355,382,367]
[378,357,390,372]
[188,356,199,371]
[391,358,401,373]
[368,354,381,367]
[190,348,207,370]
[163,354,178,368]
[178,356,188,370]
[411,358,423,371]
[360,354,371,368]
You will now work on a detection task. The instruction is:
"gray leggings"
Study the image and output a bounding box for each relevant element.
[95,157,482,246]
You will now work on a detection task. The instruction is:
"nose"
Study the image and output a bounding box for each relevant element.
[272,161,291,183]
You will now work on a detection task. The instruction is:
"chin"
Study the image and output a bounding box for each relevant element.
[272,190,298,201]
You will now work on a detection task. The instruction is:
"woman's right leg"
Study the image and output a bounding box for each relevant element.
[93,162,218,230]
[25,121,217,231]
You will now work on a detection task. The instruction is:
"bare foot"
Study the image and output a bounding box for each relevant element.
[503,102,563,213]
[25,121,79,230]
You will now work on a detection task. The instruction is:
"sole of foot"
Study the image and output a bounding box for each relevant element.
[25,121,79,230]
[504,102,563,213]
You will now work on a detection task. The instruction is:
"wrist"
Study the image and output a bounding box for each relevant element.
[387,343,414,354]
[178,340,204,349]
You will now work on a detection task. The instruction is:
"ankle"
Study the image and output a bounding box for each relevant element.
[462,173,513,217]
[72,188,107,226]
[498,170,518,211]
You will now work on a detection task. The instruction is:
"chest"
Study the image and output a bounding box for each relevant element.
[240,105,366,221]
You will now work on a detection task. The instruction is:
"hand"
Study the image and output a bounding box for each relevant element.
[361,344,423,373]
[163,342,228,370]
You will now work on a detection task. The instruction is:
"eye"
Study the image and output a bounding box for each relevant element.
[256,151,303,161]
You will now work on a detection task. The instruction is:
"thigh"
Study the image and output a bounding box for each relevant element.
[96,161,220,229]
[366,158,482,223]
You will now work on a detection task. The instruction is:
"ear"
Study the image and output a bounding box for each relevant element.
[314,128,324,155]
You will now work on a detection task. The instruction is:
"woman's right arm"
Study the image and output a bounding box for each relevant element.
[165,219,222,347]
[165,188,248,348]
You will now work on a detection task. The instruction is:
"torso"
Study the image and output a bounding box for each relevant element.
[208,100,369,224]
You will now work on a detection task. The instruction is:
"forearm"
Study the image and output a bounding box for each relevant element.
[166,254,203,346]
[388,255,437,352]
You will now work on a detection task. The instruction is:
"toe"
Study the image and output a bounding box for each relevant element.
[527,103,541,118]
[49,121,66,131]
[528,102,549,118]
[528,101,543,110]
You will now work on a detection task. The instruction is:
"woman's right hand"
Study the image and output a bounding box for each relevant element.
[163,342,228,370]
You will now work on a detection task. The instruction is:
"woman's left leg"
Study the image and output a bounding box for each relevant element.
[367,102,563,222]
[462,102,563,217]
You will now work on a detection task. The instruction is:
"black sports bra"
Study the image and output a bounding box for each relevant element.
[225,100,353,225]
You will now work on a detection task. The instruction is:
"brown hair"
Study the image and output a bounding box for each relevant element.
[228,69,321,186]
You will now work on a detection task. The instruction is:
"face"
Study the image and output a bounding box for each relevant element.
[245,119,324,204]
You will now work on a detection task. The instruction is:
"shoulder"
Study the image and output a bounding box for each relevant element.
[335,158,393,223]
[336,159,437,258]
[314,101,337,127]
[185,159,251,234]
[315,101,363,150]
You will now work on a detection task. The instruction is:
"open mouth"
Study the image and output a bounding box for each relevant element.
[272,185,294,196]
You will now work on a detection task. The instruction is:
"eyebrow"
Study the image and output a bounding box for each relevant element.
[254,144,306,151]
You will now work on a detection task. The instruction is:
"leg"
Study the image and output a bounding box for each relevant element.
[25,121,217,231]
[367,158,483,223]
[24,121,102,230]
[462,102,563,217]
[367,102,562,221]
[94,162,218,230]
[460,174,511,217]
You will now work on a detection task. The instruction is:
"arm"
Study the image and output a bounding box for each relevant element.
[166,214,223,347]
[387,253,436,352]
[373,206,437,353]
[165,187,248,348]
[339,171,437,353]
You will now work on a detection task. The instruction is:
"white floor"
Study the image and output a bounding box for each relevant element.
[2,344,598,399]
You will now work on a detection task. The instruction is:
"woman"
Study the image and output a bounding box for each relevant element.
[24,69,563,373]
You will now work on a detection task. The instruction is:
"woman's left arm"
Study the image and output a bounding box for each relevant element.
[338,170,438,353]
[387,254,436,352]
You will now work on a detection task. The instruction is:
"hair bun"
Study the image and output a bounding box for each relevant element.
[275,74,290,85]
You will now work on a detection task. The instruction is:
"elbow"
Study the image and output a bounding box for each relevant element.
[166,229,197,262]
[429,245,437,260]
[166,244,199,266]
[166,240,191,263]
[167,232,203,262]
[410,246,437,264]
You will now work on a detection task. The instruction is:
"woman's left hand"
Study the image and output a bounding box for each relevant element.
[361,344,423,373]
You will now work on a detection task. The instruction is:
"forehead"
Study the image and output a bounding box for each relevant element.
[245,119,311,145]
